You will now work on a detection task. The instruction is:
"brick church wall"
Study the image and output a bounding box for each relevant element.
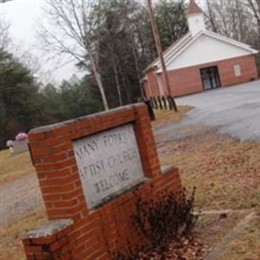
[147,54,258,98]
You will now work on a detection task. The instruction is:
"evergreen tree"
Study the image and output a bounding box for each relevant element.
[0,50,45,147]
[40,0,188,108]
[155,0,188,50]
[42,75,103,122]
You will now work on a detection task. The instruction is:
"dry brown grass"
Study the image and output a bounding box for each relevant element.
[0,149,43,260]
[196,211,248,249]
[154,108,260,260]
[218,216,260,260]
[0,149,34,183]
[152,105,192,129]
[156,124,260,210]
[0,211,47,260]
[1,107,259,259]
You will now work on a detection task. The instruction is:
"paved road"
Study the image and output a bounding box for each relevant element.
[175,80,260,141]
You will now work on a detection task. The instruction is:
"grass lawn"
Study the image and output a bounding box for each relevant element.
[195,211,260,260]
[0,211,47,260]
[152,105,192,128]
[1,107,259,259]
[218,215,260,260]
[0,149,34,183]
[155,124,260,210]
[153,108,260,259]
[0,149,45,260]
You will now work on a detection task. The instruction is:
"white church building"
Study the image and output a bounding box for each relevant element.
[143,0,259,97]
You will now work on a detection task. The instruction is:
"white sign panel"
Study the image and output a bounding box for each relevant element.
[73,124,145,208]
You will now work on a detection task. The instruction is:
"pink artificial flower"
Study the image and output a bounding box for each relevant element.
[15,132,28,141]
[6,140,13,147]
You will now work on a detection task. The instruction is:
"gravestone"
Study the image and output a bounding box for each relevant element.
[12,139,28,154]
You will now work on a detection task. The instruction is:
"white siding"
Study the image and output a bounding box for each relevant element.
[188,13,205,36]
[233,64,241,76]
[166,34,251,70]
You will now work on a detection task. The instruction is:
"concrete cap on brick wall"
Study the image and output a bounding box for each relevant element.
[29,104,144,134]
[24,219,74,238]
[161,165,178,175]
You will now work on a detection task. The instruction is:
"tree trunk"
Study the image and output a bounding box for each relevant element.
[112,53,123,106]
[87,44,109,111]
[206,0,218,33]
[235,0,244,41]
[119,65,131,104]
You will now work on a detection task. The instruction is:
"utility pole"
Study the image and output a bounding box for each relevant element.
[147,0,178,112]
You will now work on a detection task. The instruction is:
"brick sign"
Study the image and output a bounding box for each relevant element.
[73,124,145,208]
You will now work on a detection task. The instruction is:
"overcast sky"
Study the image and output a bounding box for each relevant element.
[1,0,81,84]
[1,0,205,84]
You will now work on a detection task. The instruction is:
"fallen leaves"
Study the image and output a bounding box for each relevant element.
[136,236,208,260]
[155,124,260,210]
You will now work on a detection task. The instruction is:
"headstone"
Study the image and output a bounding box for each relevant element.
[12,140,28,154]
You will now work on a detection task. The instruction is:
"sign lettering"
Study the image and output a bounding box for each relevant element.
[73,124,145,208]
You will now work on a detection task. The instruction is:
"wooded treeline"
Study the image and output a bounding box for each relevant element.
[1,0,259,148]
[1,0,188,148]
[39,0,188,110]
[205,0,260,67]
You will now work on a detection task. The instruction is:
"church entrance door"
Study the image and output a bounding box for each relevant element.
[200,66,221,90]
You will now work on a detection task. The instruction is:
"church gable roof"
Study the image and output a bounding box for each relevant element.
[150,30,258,72]
[188,0,203,15]
[144,0,258,74]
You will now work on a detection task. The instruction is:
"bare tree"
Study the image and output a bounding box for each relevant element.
[246,0,260,35]
[204,0,218,33]
[204,0,260,73]
[89,0,149,106]
[0,21,10,50]
[39,0,109,110]
[204,0,259,42]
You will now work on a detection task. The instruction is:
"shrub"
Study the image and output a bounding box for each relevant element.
[132,187,198,253]
[112,187,198,259]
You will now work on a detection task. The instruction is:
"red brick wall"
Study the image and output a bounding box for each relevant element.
[143,80,150,98]
[23,104,182,259]
[147,69,160,97]
[170,54,258,97]
[146,54,258,97]
[167,67,203,97]
[157,73,168,96]
[218,55,258,86]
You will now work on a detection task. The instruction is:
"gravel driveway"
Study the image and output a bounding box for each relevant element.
[175,80,260,141]
[0,173,44,226]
